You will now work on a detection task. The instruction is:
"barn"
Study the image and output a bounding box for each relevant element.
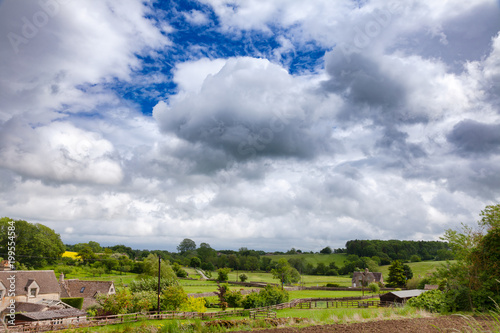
[380,290,427,305]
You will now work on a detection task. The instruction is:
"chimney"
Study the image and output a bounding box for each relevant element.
[59,273,64,283]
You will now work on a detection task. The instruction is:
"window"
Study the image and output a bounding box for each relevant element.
[29,288,37,297]
[0,290,3,299]
[80,287,85,293]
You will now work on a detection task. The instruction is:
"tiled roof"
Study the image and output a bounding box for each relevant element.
[59,279,115,309]
[0,271,60,295]
[16,308,86,321]
[13,302,47,313]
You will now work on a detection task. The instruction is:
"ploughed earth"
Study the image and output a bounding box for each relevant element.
[228,316,493,332]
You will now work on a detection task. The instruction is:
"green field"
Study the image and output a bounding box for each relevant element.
[268,253,347,267]
[377,260,450,279]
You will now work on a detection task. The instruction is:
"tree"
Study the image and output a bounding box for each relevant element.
[215,284,228,311]
[190,257,201,268]
[0,218,65,268]
[161,286,187,311]
[245,256,260,271]
[142,254,177,284]
[197,242,216,262]
[271,258,300,288]
[403,264,413,280]
[387,260,406,287]
[78,245,98,264]
[320,246,332,254]
[177,238,196,254]
[435,204,500,311]
[217,268,230,282]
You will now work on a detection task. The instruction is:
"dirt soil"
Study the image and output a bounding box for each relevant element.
[234,316,493,333]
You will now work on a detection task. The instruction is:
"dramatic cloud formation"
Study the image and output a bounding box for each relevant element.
[0,0,499,251]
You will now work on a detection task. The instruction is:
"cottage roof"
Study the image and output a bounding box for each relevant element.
[13,302,47,313]
[15,308,86,321]
[59,279,115,309]
[0,271,60,295]
[59,280,114,298]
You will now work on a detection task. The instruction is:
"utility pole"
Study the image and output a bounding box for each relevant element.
[157,257,161,314]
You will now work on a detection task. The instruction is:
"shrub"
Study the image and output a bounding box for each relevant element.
[129,277,177,293]
[61,297,83,310]
[181,297,207,313]
[406,277,421,290]
[410,255,421,262]
[161,286,187,311]
[176,269,188,278]
[259,285,289,305]
[368,282,380,294]
[239,273,248,282]
[242,292,263,309]
[130,291,157,313]
[226,290,243,308]
[326,283,340,287]
[407,290,445,313]
[96,290,133,315]
[217,268,230,282]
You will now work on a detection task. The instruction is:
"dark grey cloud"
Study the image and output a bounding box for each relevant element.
[154,57,342,163]
[388,2,500,73]
[447,119,500,156]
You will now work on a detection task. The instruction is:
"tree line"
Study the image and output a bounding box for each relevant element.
[344,239,453,264]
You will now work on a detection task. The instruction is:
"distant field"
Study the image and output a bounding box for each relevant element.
[268,253,347,267]
[377,260,450,278]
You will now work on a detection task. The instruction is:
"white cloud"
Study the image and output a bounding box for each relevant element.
[0,0,499,251]
[183,9,210,26]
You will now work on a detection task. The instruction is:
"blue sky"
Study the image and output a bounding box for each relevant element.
[0,0,500,252]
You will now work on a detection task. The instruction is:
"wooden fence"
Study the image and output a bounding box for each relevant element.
[0,296,379,332]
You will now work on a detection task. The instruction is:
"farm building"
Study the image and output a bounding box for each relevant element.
[0,271,61,312]
[58,274,115,309]
[380,290,428,305]
[13,308,86,325]
[352,268,383,287]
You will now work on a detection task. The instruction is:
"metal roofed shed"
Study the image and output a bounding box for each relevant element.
[380,290,428,305]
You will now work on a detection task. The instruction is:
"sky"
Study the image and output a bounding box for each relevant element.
[0,0,500,252]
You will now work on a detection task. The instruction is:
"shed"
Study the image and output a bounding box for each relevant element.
[380,289,427,305]
[14,308,87,325]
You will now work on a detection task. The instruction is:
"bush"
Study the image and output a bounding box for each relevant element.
[217,268,230,282]
[96,290,133,315]
[176,269,188,278]
[407,290,445,313]
[241,286,289,309]
[239,273,248,282]
[410,255,421,262]
[406,277,421,290]
[161,286,187,311]
[259,285,289,306]
[61,297,84,310]
[326,283,340,287]
[226,290,243,308]
[130,291,157,313]
[242,292,263,309]
[129,277,177,293]
[181,297,207,312]
[368,282,380,294]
